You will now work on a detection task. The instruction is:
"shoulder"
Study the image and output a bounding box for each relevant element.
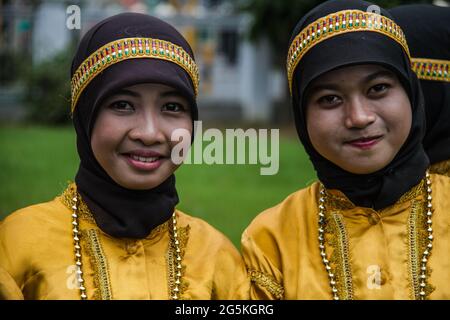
[431,172,450,190]
[243,182,319,241]
[0,196,70,244]
[175,209,239,256]
[430,173,450,218]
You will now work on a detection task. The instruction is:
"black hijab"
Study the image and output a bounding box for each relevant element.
[71,13,198,238]
[390,5,450,165]
[288,0,429,210]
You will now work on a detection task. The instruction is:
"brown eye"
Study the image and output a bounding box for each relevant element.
[318,95,341,106]
[109,101,134,112]
[369,83,389,95]
[162,103,185,113]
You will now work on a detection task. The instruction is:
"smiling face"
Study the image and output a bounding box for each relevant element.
[91,83,192,190]
[305,64,412,174]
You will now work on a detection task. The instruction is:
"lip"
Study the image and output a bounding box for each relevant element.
[121,150,166,171]
[345,135,383,150]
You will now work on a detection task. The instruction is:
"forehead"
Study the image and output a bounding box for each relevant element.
[308,64,397,90]
[122,83,178,94]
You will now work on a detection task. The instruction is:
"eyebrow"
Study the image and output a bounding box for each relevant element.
[159,90,186,99]
[307,69,396,96]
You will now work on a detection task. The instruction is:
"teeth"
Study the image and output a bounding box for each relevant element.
[130,155,159,163]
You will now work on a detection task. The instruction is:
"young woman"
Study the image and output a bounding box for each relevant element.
[242,0,450,300]
[0,13,249,300]
[390,5,450,177]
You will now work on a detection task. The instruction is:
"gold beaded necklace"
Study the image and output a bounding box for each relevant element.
[69,193,183,300]
[317,171,434,300]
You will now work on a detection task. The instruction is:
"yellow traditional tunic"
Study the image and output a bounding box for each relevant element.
[0,184,249,300]
[242,173,450,300]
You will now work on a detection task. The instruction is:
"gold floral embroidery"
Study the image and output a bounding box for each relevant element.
[60,182,95,224]
[322,177,434,300]
[407,198,435,300]
[325,179,424,211]
[61,182,184,300]
[324,211,354,300]
[248,269,284,300]
[166,215,190,300]
[83,229,113,300]
[429,159,450,177]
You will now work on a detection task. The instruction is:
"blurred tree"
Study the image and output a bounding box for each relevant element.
[238,0,438,68]
[22,45,74,124]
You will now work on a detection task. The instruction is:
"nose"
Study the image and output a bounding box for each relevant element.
[344,97,376,129]
[128,109,165,145]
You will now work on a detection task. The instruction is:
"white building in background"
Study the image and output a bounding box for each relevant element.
[1,0,283,122]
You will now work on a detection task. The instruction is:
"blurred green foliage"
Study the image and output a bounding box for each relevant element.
[22,46,74,124]
[238,0,437,67]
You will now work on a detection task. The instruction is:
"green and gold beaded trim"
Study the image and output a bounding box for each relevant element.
[411,58,450,82]
[287,9,411,94]
[71,37,199,112]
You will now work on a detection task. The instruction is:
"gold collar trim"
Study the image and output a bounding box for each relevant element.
[324,179,424,211]
[287,9,410,94]
[60,182,170,240]
[71,37,199,113]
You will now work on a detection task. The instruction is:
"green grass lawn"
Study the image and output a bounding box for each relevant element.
[0,125,316,247]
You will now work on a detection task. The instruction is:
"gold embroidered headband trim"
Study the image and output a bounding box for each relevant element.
[411,58,450,82]
[71,37,199,112]
[287,9,411,95]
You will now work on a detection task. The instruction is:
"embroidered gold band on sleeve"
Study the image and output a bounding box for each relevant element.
[70,37,200,113]
[286,9,411,94]
[248,269,285,300]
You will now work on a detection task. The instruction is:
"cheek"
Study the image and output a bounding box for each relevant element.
[306,108,338,148]
[384,92,412,142]
[161,116,193,145]
[91,116,125,157]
